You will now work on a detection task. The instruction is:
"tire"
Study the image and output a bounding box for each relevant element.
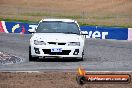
[29,46,36,61]
[79,50,84,61]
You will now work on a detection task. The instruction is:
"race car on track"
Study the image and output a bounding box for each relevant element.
[28,19,85,61]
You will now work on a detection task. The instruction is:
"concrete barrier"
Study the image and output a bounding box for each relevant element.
[128,28,132,41]
[80,26,128,40]
[0,21,131,41]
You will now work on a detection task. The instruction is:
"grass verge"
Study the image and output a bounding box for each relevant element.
[0,16,130,28]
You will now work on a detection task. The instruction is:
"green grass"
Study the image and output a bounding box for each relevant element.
[0,17,37,23]
[78,22,129,28]
[0,16,130,28]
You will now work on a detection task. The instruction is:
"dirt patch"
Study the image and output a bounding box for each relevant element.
[0,52,22,65]
[0,72,131,88]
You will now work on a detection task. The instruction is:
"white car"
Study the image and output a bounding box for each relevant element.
[29,19,85,61]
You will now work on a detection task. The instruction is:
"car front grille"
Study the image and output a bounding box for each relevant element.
[43,49,71,55]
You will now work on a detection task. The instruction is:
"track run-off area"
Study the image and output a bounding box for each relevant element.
[0,33,132,71]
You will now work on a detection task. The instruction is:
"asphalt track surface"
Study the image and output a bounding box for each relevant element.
[0,33,132,71]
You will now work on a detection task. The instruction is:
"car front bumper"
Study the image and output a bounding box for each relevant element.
[30,45,83,58]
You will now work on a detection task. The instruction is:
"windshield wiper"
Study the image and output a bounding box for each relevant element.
[63,32,79,34]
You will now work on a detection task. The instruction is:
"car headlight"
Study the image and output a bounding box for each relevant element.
[68,42,80,46]
[34,40,46,45]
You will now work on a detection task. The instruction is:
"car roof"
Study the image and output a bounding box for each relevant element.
[40,19,76,23]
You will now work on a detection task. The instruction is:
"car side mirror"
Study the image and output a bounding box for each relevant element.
[81,31,88,35]
[80,31,88,38]
[28,28,36,33]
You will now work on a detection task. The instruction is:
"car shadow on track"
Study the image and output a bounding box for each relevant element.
[30,58,83,62]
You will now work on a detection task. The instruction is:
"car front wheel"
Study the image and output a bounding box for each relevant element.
[78,51,84,61]
[29,46,36,61]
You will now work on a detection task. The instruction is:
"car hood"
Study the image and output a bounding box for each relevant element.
[31,33,83,42]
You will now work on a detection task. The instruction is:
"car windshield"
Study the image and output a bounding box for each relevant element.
[36,21,80,34]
